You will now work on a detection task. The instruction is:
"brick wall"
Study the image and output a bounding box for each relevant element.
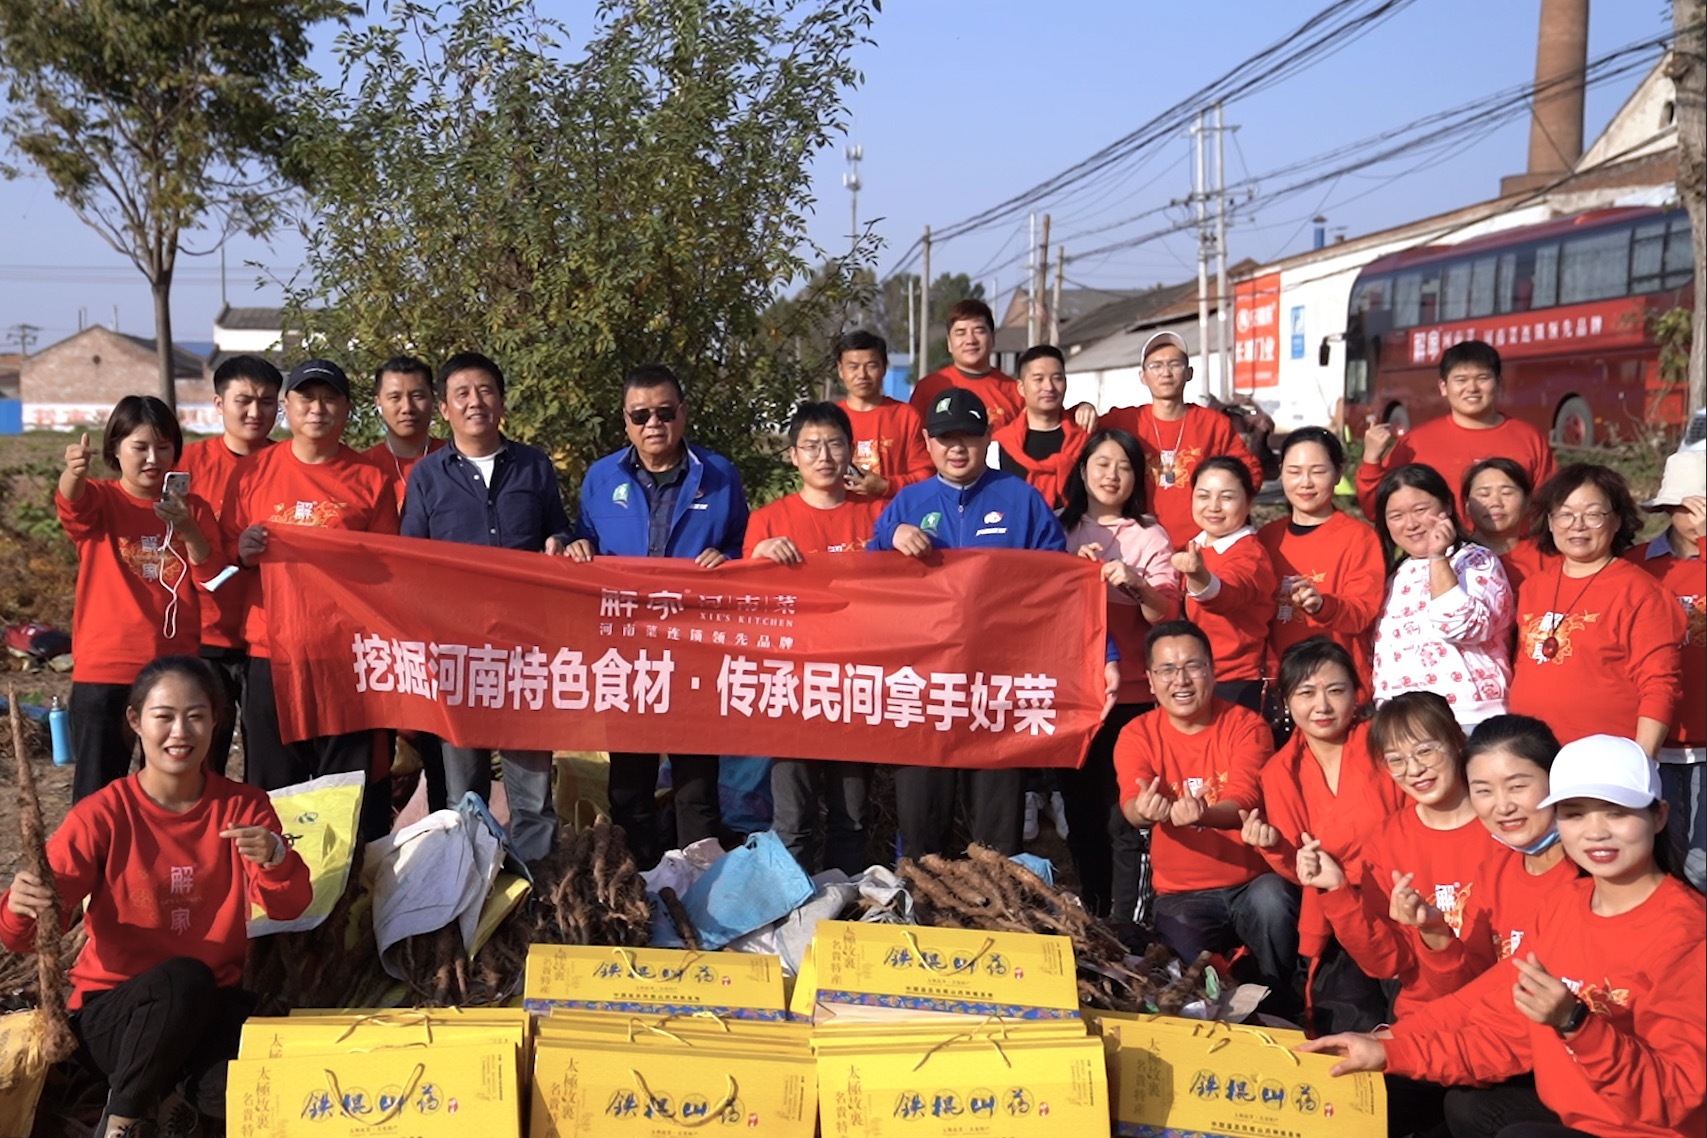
[20,327,211,429]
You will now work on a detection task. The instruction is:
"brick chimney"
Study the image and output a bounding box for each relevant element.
[1501,0,1590,196]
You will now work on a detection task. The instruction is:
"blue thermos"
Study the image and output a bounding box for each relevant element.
[48,696,71,766]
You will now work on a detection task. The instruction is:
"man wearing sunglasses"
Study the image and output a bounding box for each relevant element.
[570,364,748,869]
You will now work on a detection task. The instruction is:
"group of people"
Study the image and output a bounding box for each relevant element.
[5,295,1704,1138]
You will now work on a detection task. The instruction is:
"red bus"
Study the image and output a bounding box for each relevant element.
[1341,205,1693,446]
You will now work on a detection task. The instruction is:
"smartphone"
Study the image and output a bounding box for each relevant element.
[163,471,191,499]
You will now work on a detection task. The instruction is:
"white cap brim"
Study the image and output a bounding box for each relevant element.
[1537,781,1658,810]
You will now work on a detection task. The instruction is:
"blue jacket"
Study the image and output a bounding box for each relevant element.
[576,442,748,559]
[872,469,1117,661]
[400,438,572,551]
[871,469,1066,552]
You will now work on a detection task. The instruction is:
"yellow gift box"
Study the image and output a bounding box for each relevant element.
[239,1011,527,1064]
[816,1032,1108,1137]
[530,1038,816,1137]
[536,1010,812,1053]
[802,921,1080,1020]
[1091,1012,1386,1138]
[523,944,788,1021]
[226,1041,520,1138]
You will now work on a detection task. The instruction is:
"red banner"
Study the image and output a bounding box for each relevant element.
[1401,296,1649,366]
[1233,272,1283,389]
[259,528,1109,768]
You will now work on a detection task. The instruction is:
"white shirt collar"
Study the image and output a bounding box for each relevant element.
[1194,525,1256,555]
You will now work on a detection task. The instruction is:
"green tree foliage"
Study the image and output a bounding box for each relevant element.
[0,0,346,408]
[285,0,878,497]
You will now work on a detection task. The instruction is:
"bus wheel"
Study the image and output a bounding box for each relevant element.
[1553,396,1593,448]
[1384,404,1411,434]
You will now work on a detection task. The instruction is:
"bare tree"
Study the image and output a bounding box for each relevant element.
[1675,0,1706,414]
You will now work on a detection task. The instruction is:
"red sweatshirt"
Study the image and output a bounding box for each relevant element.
[1184,527,1278,681]
[363,436,446,511]
[1355,413,1556,522]
[180,437,268,651]
[1113,700,1273,894]
[1257,723,1407,958]
[1257,511,1386,681]
[222,442,400,657]
[1500,538,1558,594]
[1385,876,1706,1138]
[56,481,221,684]
[838,398,933,499]
[1629,534,1706,753]
[1318,806,1499,1018]
[989,416,1089,509]
[0,772,311,1007]
[1097,404,1265,547]
[742,493,882,557]
[909,367,1025,431]
[1409,844,1582,1002]
[1509,558,1685,744]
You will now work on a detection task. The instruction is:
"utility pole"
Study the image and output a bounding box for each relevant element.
[1214,102,1234,399]
[1051,248,1065,345]
[843,144,863,249]
[905,276,915,369]
[920,225,933,377]
[1035,215,1051,348]
[5,323,42,356]
[1027,212,1039,347]
[1193,111,1210,397]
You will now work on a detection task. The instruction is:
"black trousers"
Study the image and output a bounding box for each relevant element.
[1308,937,1393,1035]
[70,681,134,803]
[72,957,255,1120]
[1060,703,1151,918]
[1443,1076,1559,1138]
[1492,1127,1594,1138]
[893,765,1025,859]
[607,752,721,871]
[200,647,248,778]
[243,656,389,842]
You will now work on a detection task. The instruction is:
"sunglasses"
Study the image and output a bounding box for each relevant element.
[627,406,680,426]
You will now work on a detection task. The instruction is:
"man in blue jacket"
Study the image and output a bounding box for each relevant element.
[872,387,1114,858]
[400,351,571,863]
[569,364,748,868]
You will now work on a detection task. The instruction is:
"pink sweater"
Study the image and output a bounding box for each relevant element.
[1066,515,1180,704]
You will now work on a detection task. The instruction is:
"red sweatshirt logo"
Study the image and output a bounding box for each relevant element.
[1562,976,1630,1015]
[1680,594,1705,647]
[1518,610,1600,664]
[267,499,349,528]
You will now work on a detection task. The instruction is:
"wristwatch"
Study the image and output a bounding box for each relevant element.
[1555,997,1590,1037]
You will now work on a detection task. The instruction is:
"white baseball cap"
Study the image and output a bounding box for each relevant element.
[1538,734,1661,809]
[1141,331,1189,362]
[1642,451,1706,509]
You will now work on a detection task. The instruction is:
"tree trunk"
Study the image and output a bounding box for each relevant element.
[1676,0,1706,416]
[151,271,177,411]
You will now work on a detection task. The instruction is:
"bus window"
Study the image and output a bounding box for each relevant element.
[1632,221,1666,292]
[1532,244,1559,308]
[1443,261,1471,321]
[1663,216,1692,288]
[1496,252,1519,313]
[1417,269,1441,326]
[1469,256,1497,317]
[1560,228,1631,304]
[1395,272,1421,328]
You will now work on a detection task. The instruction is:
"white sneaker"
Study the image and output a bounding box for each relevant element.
[1023,792,1042,842]
[1050,791,1070,840]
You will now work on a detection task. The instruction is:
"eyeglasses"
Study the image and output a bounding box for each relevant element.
[627,406,680,426]
[1548,509,1611,530]
[1144,360,1189,375]
[1383,741,1449,773]
[794,440,849,458]
[1148,661,1211,682]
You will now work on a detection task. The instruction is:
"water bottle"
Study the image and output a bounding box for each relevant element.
[48,696,71,766]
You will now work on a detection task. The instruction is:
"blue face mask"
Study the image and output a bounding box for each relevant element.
[1503,825,1560,857]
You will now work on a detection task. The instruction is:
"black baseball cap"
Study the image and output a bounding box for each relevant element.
[924,387,989,437]
[284,359,352,399]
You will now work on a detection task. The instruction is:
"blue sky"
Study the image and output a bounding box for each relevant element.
[0,0,1669,354]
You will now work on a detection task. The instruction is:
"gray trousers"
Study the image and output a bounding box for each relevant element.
[770,759,871,876]
[438,745,557,864]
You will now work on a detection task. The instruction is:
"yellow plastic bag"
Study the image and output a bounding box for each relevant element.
[250,771,365,936]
